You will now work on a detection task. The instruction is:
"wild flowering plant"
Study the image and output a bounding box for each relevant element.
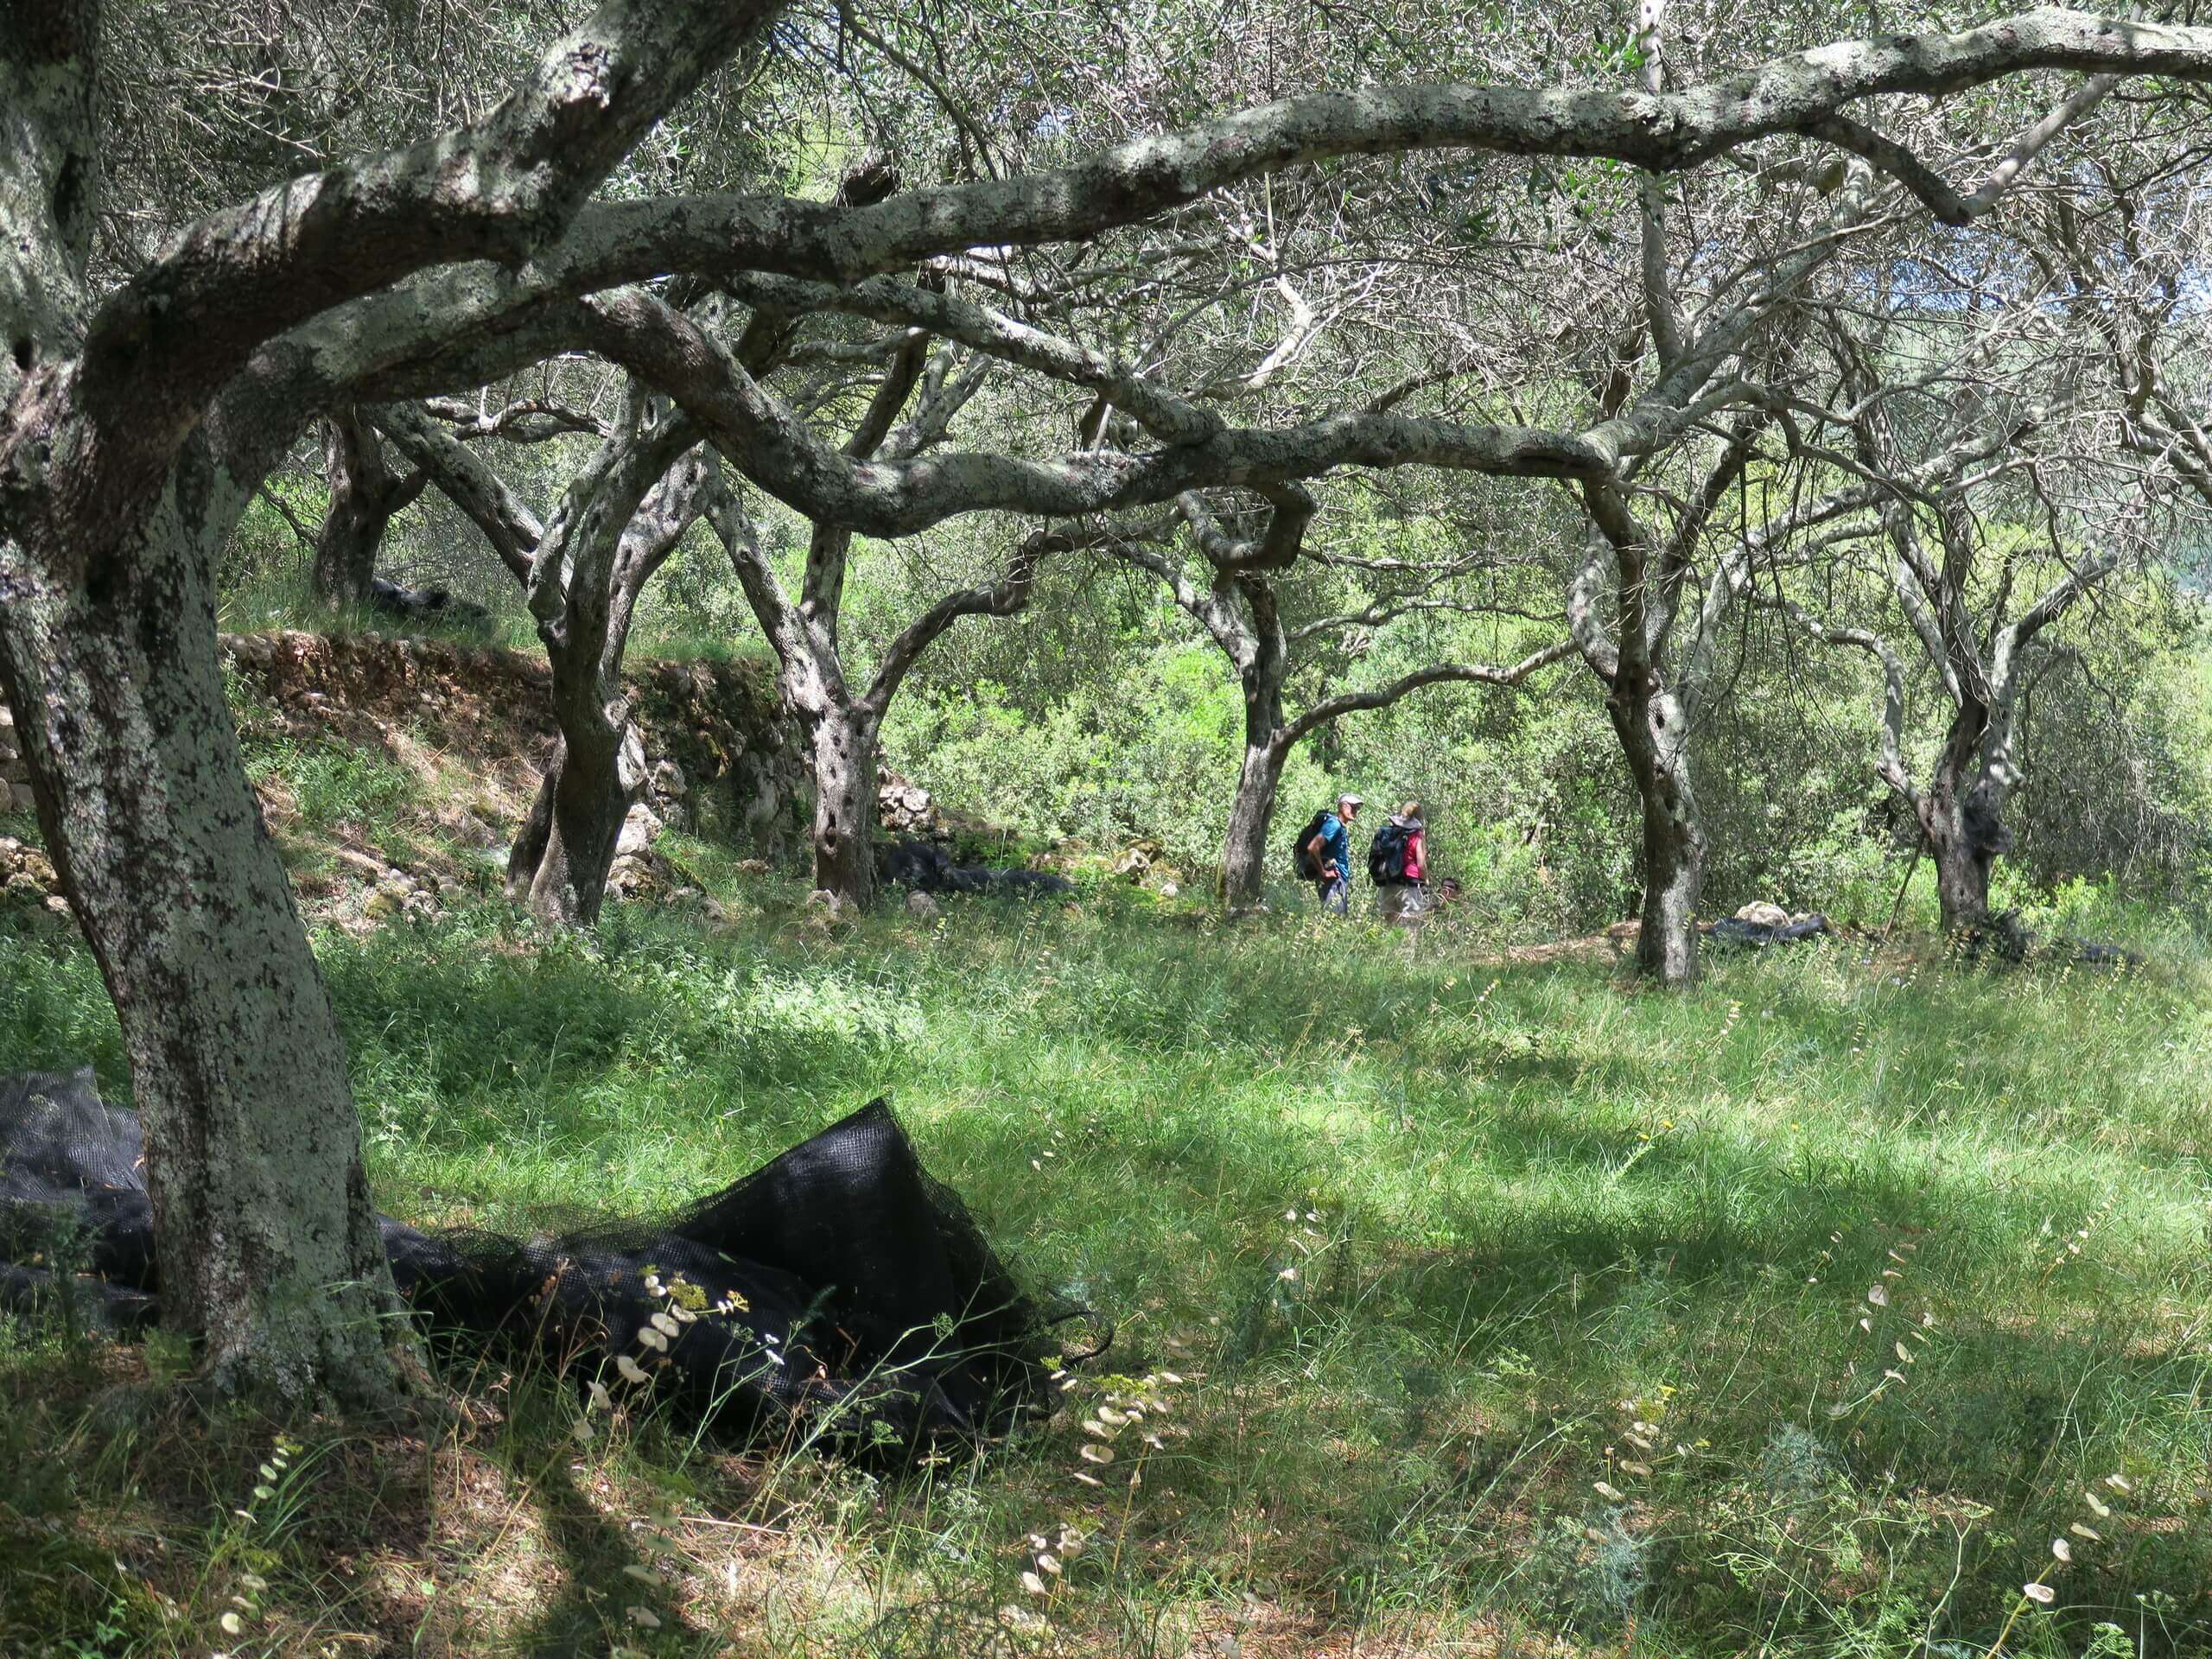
[1986,1473,2136,1656]
[1004,1357,1192,1630]
[211,1434,298,1646]
[2037,1192,2118,1287]
[1825,1226,1936,1421]
[582,1265,757,1642]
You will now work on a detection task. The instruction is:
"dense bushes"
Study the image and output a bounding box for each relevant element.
[881,586,2212,933]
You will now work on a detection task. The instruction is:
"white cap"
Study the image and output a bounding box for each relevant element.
[1338,793,1363,808]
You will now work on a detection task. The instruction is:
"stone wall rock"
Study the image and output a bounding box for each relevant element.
[0,633,976,901]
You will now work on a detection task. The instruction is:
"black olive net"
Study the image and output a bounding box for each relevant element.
[1,1070,1078,1447]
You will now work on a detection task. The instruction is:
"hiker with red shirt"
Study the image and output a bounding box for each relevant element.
[1373,800,1430,922]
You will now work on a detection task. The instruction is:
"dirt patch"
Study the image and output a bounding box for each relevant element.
[212,631,811,925]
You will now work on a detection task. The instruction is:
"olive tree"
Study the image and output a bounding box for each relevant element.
[10,0,2212,1401]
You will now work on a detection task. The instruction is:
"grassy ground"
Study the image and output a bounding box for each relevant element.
[0,886,2207,1658]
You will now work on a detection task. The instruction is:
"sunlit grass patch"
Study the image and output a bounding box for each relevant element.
[1,898,2207,1656]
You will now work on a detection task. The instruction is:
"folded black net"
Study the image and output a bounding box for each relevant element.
[0,1070,1077,1447]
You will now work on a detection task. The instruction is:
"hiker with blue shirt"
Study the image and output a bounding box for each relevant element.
[1303,792,1362,915]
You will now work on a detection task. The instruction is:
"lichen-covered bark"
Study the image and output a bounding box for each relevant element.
[1919,702,2008,933]
[1574,483,1708,987]
[1607,672,1705,985]
[1220,592,1291,909]
[0,0,790,1414]
[311,409,422,607]
[805,699,880,908]
[1221,740,1289,910]
[524,718,644,926]
[0,436,406,1408]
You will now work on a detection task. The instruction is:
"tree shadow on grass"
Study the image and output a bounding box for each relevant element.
[483,1428,706,1658]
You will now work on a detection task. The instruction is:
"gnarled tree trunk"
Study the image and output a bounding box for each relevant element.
[804,696,880,908]
[1610,671,1705,985]
[1920,705,2006,933]
[311,407,422,608]
[1221,628,1291,908]
[0,441,405,1407]
[1221,737,1290,909]
[521,716,645,925]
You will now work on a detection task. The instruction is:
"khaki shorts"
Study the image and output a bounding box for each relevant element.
[1379,883,1428,923]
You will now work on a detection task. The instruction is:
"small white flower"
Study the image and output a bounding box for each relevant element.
[2070,1523,2101,1541]
[626,1605,661,1629]
[1278,1267,1299,1281]
[1079,1443,1115,1465]
[2050,1538,2073,1562]
[652,1312,681,1338]
[220,1611,246,1636]
[623,1564,660,1584]
[2105,1473,2133,1494]
[636,1326,668,1352]
[2084,1491,2112,1517]
[1866,1284,1889,1307]
[616,1354,650,1385]
[1037,1553,1062,1574]
[1020,1571,1047,1595]
[2023,1582,2056,1605]
[1592,1481,1626,1503]
[588,1381,613,1412]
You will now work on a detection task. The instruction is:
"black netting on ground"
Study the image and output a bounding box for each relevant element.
[878,838,1075,897]
[1708,913,1832,949]
[0,1070,1076,1447]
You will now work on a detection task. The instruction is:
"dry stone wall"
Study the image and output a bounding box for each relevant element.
[1,633,956,921]
[0,702,34,817]
[216,632,815,859]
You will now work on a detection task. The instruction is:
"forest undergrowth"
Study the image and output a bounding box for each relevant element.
[0,887,2206,1658]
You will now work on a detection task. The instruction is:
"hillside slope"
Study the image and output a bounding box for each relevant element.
[1,631,813,931]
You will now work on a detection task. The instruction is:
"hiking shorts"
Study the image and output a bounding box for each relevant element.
[1380,882,1429,923]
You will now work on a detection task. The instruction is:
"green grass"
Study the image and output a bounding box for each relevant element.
[1,899,2207,1658]
[218,568,532,650]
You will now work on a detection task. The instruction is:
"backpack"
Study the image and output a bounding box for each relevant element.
[1290,810,1331,880]
[1368,820,1412,886]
